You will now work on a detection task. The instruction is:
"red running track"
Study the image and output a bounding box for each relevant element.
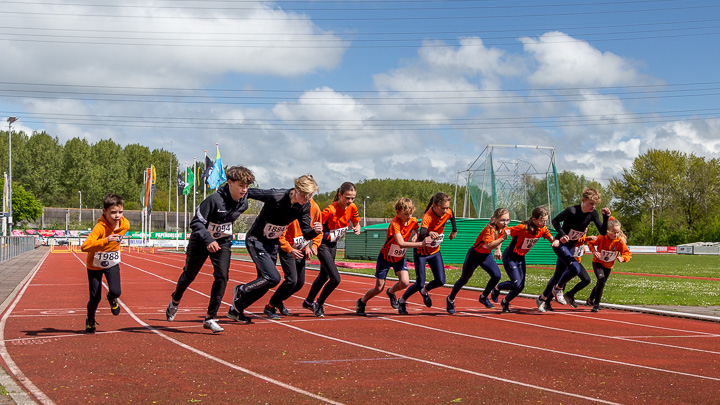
[1,250,719,404]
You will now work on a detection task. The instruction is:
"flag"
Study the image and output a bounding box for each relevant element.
[202,155,214,181]
[177,170,186,196]
[207,146,226,189]
[183,166,194,195]
[197,165,203,186]
[147,165,157,215]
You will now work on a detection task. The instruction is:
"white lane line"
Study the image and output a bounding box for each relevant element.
[0,250,55,405]
[127,259,621,404]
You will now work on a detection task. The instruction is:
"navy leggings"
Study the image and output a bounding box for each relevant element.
[402,251,445,301]
[497,250,526,303]
[449,248,501,301]
[552,243,585,289]
[541,257,591,299]
[588,262,612,305]
[87,264,121,321]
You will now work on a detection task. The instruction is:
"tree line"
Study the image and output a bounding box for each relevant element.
[1,131,717,244]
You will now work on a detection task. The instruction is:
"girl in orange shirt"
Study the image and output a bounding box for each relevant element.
[491,206,559,313]
[398,192,457,315]
[446,208,510,314]
[356,198,431,316]
[303,182,361,317]
[586,218,631,312]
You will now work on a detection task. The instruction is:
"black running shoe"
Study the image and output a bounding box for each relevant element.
[227,307,252,324]
[312,302,325,318]
[356,298,366,316]
[421,291,432,308]
[85,318,96,333]
[500,299,510,313]
[446,296,456,315]
[591,305,601,313]
[386,290,399,309]
[398,302,409,315]
[108,295,120,316]
[479,295,495,309]
[302,299,314,311]
[232,285,245,310]
[490,288,500,303]
[586,298,594,307]
[566,293,577,308]
[264,305,281,320]
[277,302,290,316]
[545,299,554,312]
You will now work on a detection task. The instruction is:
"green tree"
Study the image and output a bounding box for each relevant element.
[7,182,43,223]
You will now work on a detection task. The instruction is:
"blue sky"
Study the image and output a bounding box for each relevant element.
[0,0,718,193]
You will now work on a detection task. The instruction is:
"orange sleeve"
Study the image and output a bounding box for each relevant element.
[278,226,295,253]
[321,204,335,225]
[81,222,108,253]
[620,241,632,262]
[311,201,323,249]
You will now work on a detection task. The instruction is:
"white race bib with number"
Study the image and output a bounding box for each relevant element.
[567,229,585,241]
[208,221,233,239]
[329,227,347,243]
[388,244,406,258]
[93,251,121,268]
[573,245,586,258]
[263,223,287,239]
[293,236,310,250]
[429,234,445,248]
[520,237,539,251]
[599,250,618,262]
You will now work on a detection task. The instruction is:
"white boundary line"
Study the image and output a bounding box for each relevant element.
[0,249,54,405]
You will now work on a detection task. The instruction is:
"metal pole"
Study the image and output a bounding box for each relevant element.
[78,190,82,223]
[192,157,196,217]
[168,140,173,212]
[7,117,17,234]
[203,150,207,200]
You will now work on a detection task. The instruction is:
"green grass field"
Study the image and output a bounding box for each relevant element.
[229,249,720,307]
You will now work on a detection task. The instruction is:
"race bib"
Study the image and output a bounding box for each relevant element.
[567,229,585,241]
[388,244,406,258]
[599,250,619,262]
[329,227,347,243]
[92,251,121,268]
[520,237,539,251]
[428,233,445,248]
[263,223,287,239]
[573,245,586,258]
[208,221,233,239]
[293,236,310,250]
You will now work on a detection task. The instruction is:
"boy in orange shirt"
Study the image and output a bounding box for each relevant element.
[356,198,431,316]
[80,194,130,333]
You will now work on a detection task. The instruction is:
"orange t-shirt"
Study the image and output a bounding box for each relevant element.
[320,201,360,244]
[472,223,508,254]
[415,208,454,256]
[507,223,552,256]
[278,199,322,253]
[588,235,631,268]
[379,216,418,263]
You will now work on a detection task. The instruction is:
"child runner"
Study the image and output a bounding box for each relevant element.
[228,175,322,323]
[356,198,431,316]
[446,208,510,315]
[263,197,322,319]
[490,206,558,313]
[80,194,130,333]
[538,188,611,309]
[165,166,254,333]
[536,230,596,312]
[586,218,631,312]
[303,182,361,317]
[398,192,457,315]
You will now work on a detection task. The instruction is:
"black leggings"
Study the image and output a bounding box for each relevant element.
[87,265,121,320]
[588,262,613,305]
[269,249,307,308]
[305,244,340,306]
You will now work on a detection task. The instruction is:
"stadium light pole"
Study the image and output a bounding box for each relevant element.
[6,117,17,234]
[78,190,82,223]
[363,196,370,227]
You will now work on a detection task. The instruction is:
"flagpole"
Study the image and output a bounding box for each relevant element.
[203,150,207,200]
[192,157,196,219]
[184,162,187,237]
[176,165,179,251]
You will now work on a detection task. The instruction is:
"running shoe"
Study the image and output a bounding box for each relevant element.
[545,299,554,312]
[536,296,546,313]
[500,299,510,313]
[356,299,366,316]
[232,285,245,310]
[586,298,594,307]
[490,288,500,303]
[446,296,456,315]
[302,299,314,311]
[479,295,495,309]
[420,291,432,308]
[398,302,409,315]
[264,305,281,320]
[566,293,577,308]
[312,302,325,317]
[202,318,224,333]
[552,286,567,305]
[108,295,121,316]
[591,305,601,313]
[277,302,290,316]
[166,301,179,321]
[226,307,252,324]
[386,290,399,309]
[85,318,96,334]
